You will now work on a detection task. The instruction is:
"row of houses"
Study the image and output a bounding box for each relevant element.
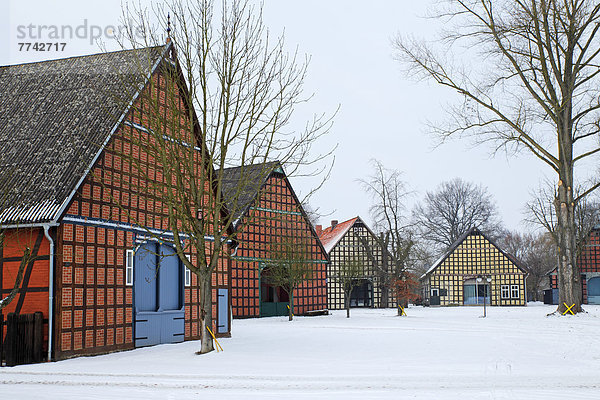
[0,44,397,362]
[2,44,597,364]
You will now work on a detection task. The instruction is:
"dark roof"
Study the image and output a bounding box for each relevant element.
[220,161,282,223]
[0,46,168,225]
[421,227,527,279]
[221,161,329,258]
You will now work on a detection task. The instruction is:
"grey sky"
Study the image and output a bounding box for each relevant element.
[3,0,569,233]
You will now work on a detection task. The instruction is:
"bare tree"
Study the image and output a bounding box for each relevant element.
[359,159,416,308]
[501,231,557,302]
[331,256,365,318]
[112,0,335,353]
[395,0,600,314]
[526,180,600,256]
[262,238,314,321]
[413,178,503,252]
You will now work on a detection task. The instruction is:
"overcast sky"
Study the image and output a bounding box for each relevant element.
[3,0,567,233]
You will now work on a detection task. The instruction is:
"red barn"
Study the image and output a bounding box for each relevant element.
[223,162,328,318]
[0,43,231,361]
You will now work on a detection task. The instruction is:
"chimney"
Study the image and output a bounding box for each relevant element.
[331,220,338,229]
[316,225,323,236]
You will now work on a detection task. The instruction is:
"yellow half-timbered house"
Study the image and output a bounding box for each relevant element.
[421,227,527,306]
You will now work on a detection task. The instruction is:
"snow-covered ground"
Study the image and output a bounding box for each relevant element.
[1,303,600,399]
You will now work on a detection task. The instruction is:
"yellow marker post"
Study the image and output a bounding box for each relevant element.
[398,305,407,316]
[206,326,224,352]
[287,304,293,317]
[562,302,575,315]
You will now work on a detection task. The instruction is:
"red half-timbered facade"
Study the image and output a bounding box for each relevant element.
[549,226,600,305]
[225,162,328,318]
[0,43,231,361]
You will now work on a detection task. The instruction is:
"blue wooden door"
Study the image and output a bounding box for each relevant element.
[217,289,229,333]
[134,242,185,347]
[588,277,600,304]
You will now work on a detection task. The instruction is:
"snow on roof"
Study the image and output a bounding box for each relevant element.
[318,217,358,253]
[421,253,449,279]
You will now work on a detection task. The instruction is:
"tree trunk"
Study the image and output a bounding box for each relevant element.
[289,293,294,321]
[555,122,582,314]
[198,272,214,354]
[345,294,350,318]
[380,284,389,309]
[380,236,390,308]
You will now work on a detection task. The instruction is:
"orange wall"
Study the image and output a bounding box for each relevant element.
[0,227,51,346]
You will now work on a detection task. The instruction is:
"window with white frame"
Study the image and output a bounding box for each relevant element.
[511,284,519,299]
[431,288,439,297]
[185,254,191,287]
[126,250,134,286]
[501,285,510,299]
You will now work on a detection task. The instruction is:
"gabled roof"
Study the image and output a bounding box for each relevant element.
[220,161,282,224]
[420,227,526,279]
[318,216,360,253]
[221,161,328,257]
[0,45,169,225]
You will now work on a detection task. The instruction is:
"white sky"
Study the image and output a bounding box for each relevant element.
[2,1,567,232]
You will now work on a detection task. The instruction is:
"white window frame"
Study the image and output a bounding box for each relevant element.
[431,288,439,297]
[126,249,134,286]
[500,285,510,299]
[510,284,519,299]
[185,254,191,287]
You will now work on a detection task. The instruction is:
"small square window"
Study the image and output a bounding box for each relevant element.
[126,250,134,286]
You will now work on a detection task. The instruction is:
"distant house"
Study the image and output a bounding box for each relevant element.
[223,162,328,318]
[317,217,394,310]
[420,227,527,307]
[0,43,231,361]
[547,225,600,305]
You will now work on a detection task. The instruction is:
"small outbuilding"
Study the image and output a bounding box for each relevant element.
[421,227,527,307]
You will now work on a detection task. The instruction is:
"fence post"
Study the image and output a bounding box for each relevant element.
[5,313,16,367]
[33,312,43,363]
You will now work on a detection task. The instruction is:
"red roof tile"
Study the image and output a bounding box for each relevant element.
[318,217,358,253]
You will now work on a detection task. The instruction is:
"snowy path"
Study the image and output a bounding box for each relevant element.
[1,304,599,399]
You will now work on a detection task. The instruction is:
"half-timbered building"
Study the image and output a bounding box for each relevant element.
[317,217,393,310]
[0,43,231,361]
[547,225,600,305]
[420,227,527,307]
[223,162,328,318]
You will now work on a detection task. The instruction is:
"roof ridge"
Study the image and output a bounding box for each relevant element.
[0,45,166,69]
[320,216,359,234]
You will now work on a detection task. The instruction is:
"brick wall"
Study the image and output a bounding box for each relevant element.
[231,174,327,318]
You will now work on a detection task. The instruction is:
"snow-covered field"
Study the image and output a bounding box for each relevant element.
[1,303,600,399]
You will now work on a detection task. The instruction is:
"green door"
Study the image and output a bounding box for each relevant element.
[259,264,289,317]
